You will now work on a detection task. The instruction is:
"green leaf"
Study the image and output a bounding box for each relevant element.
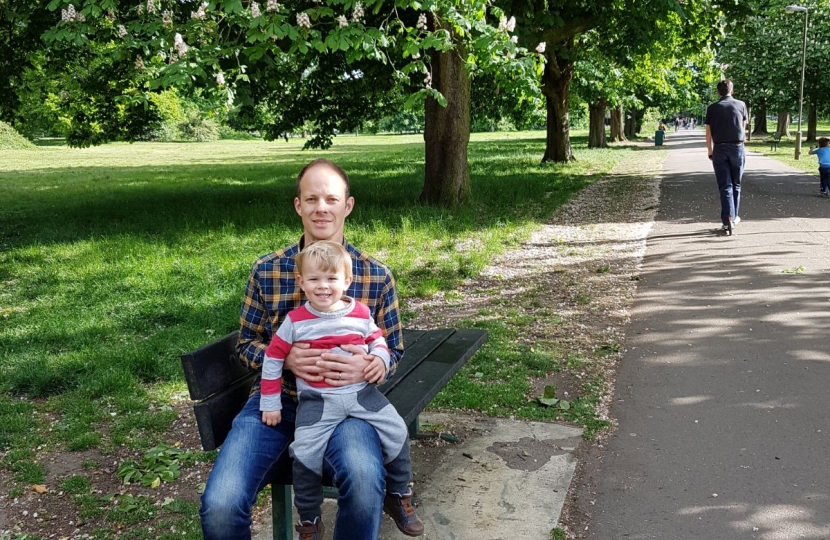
[537,396,559,407]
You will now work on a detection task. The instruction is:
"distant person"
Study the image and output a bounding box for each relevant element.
[658,122,667,133]
[260,240,424,538]
[705,79,748,235]
[808,137,830,197]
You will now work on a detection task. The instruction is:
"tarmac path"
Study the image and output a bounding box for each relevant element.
[582,129,830,540]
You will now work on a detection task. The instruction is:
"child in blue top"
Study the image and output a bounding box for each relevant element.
[808,137,830,197]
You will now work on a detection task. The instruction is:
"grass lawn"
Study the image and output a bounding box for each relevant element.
[0,131,637,539]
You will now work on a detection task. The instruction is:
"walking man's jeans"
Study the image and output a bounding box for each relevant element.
[711,143,745,225]
[199,392,386,540]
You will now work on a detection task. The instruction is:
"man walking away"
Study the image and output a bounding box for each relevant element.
[705,79,748,236]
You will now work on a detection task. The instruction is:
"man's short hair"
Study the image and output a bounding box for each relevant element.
[717,79,734,97]
[295,158,351,198]
[295,240,352,280]
[819,137,830,148]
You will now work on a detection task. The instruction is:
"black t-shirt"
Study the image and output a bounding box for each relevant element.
[705,96,748,143]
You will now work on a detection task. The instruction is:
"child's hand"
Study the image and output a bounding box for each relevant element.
[262,411,282,426]
[364,356,387,384]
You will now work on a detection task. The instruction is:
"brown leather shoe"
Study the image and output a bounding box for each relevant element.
[383,493,425,536]
[295,519,324,540]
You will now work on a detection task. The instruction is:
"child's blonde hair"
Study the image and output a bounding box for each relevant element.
[295,241,352,280]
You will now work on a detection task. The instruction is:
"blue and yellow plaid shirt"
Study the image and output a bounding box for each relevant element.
[236,238,404,397]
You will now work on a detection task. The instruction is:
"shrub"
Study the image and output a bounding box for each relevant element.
[218,125,260,140]
[178,114,219,142]
[149,121,181,142]
[0,121,36,150]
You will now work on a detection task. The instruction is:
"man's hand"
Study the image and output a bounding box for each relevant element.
[709,154,713,160]
[364,356,388,384]
[285,342,327,383]
[262,410,282,426]
[318,344,373,386]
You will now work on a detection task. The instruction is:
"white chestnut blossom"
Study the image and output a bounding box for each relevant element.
[352,2,363,22]
[266,0,279,12]
[424,71,432,88]
[215,72,226,85]
[510,35,517,44]
[61,4,76,21]
[146,0,156,14]
[117,24,128,37]
[416,13,427,31]
[506,16,516,32]
[337,15,348,28]
[535,42,546,53]
[296,12,311,28]
[135,55,145,70]
[191,2,207,19]
[174,33,188,56]
[251,2,260,17]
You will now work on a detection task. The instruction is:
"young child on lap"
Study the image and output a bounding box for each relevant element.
[260,240,424,539]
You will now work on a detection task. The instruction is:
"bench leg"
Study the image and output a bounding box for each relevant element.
[271,484,293,540]
[407,416,420,439]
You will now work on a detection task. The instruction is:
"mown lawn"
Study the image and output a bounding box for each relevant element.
[0,131,635,539]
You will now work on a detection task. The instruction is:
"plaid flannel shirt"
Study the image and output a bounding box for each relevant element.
[236,238,404,397]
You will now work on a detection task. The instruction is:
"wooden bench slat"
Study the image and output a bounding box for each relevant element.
[384,329,488,427]
[193,372,256,451]
[379,328,454,395]
[182,331,248,401]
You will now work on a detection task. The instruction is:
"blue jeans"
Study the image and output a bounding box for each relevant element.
[711,144,745,225]
[200,392,385,540]
[820,167,830,193]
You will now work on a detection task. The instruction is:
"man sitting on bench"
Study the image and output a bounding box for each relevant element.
[199,158,405,540]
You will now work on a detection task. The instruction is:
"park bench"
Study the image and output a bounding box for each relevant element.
[768,133,781,151]
[181,327,487,540]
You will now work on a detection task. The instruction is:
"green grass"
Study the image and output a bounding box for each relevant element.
[0,131,636,535]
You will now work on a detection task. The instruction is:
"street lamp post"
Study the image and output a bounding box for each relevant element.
[786,4,808,160]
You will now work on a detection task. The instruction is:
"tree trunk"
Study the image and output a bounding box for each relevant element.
[776,111,790,138]
[541,54,575,162]
[420,39,471,206]
[610,105,626,142]
[624,108,637,139]
[634,108,645,134]
[807,98,817,142]
[746,106,752,141]
[752,103,768,136]
[588,101,608,148]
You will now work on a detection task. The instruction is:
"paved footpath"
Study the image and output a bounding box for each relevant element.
[583,129,830,540]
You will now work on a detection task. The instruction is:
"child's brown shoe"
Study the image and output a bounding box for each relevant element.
[295,518,324,540]
[383,492,425,536]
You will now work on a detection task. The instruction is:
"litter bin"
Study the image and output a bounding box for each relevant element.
[654,130,665,146]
